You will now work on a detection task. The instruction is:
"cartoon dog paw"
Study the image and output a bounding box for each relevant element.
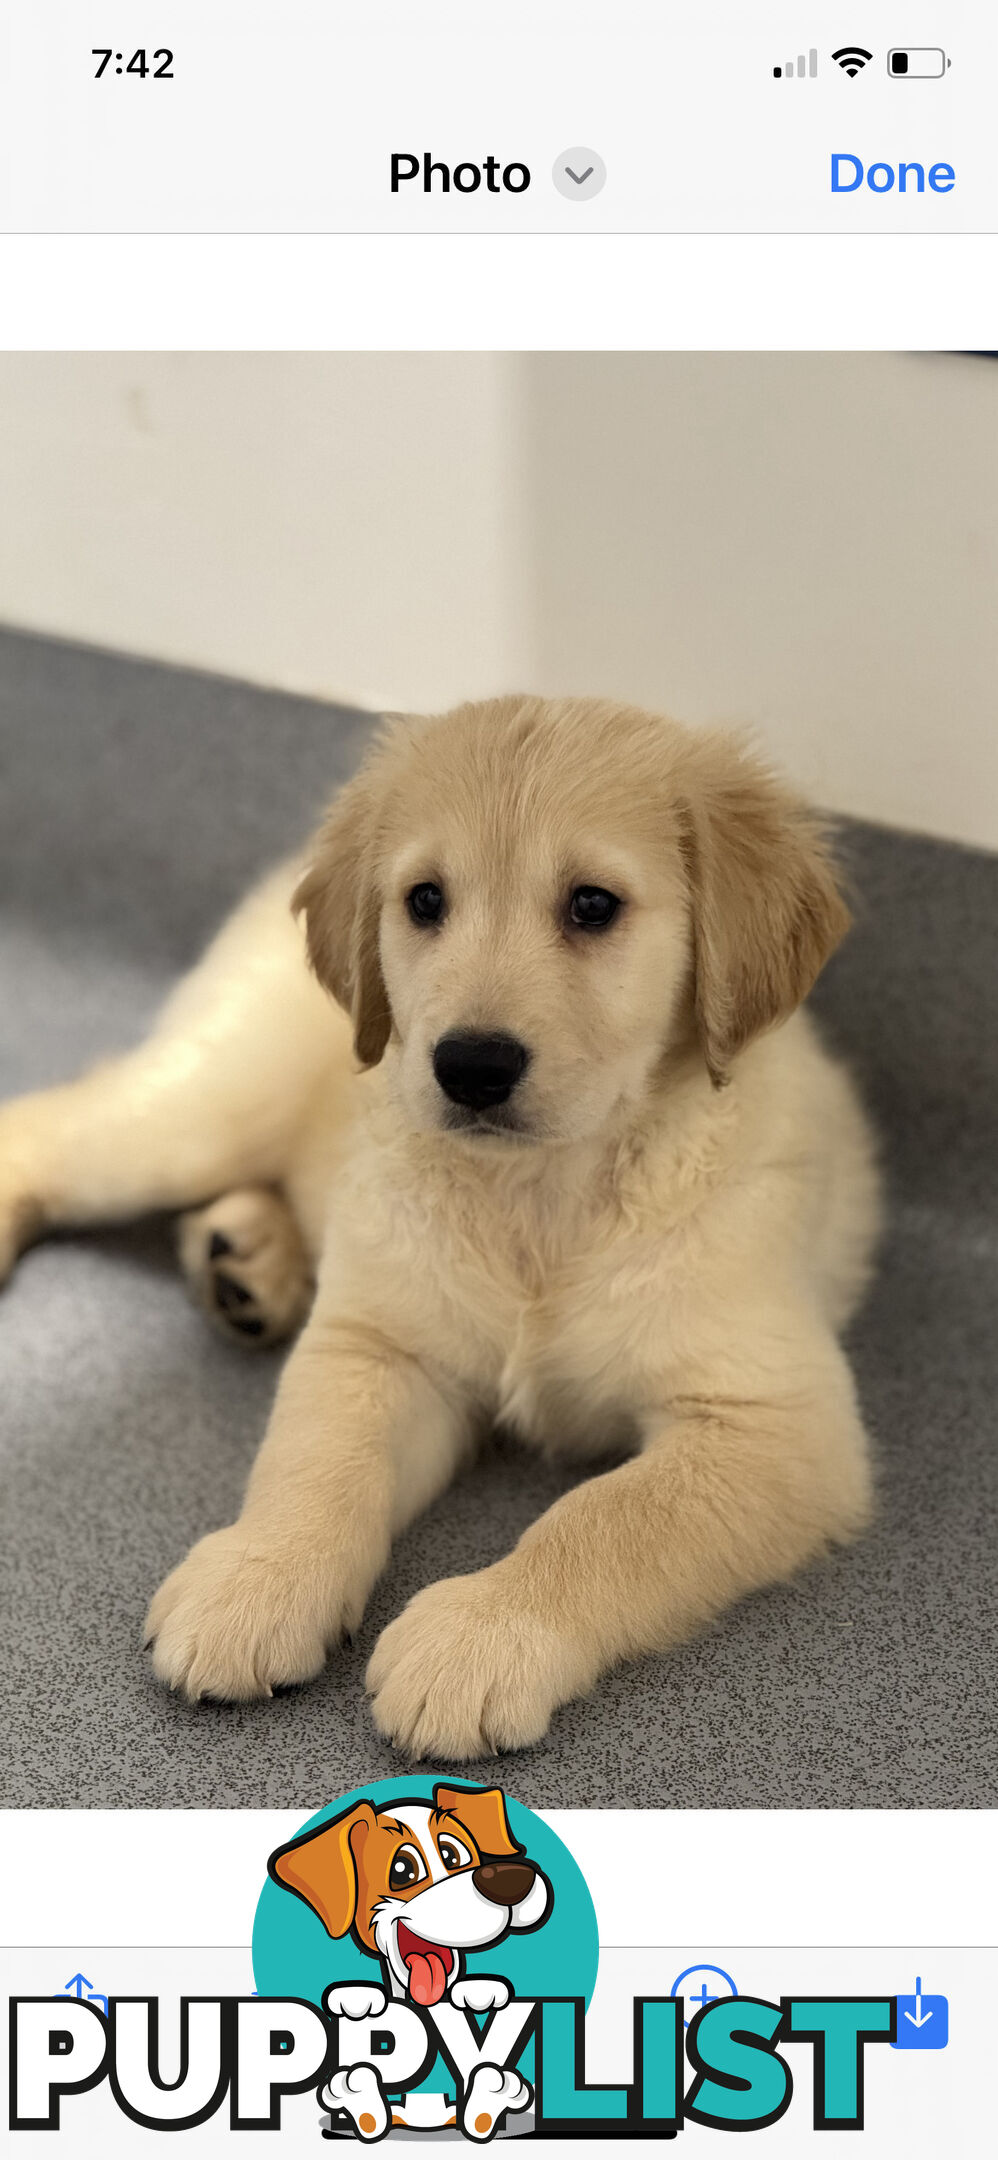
[320,2063,388,2141]
[461,2064,532,2141]
[450,1976,511,2013]
[324,1983,387,2020]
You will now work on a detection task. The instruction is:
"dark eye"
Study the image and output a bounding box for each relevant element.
[407,882,445,925]
[569,886,620,930]
[389,1846,424,1889]
[438,1837,470,1872]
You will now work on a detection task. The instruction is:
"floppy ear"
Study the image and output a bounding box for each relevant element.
[292,766,391,1067]
[679,735,851,1087]
[434,1784,521,1859]
[268,1801,378,1939]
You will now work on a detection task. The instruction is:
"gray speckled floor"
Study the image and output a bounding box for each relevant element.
[1,627,996,1809]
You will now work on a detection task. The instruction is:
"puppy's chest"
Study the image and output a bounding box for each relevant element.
[434,1206,672,1453]
[346,1139,695,1448]
[493,1324,637,1454]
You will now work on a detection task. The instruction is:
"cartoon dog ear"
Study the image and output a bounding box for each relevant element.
[292,762,391,1068]
[433,1785,522,1859]
[678,733,851,1088]
[268,1802,378,1939]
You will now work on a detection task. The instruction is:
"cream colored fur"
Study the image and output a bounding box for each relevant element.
[0,696,880,1756]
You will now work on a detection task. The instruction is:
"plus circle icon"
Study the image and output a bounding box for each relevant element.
[671,1964,738,2025]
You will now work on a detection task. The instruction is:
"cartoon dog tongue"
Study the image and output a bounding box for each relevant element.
[406,1950,449,2006]
[398,1925,452,2006]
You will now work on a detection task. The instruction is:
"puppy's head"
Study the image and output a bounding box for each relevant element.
[294,697,849,1141]
[270,1785,551,2005]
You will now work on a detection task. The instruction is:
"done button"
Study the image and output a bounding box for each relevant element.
[831,154,955,193]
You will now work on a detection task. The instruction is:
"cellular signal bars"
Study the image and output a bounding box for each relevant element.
[775,51,818,78]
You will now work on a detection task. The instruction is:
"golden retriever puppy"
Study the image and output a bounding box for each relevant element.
[0,697,880,1756]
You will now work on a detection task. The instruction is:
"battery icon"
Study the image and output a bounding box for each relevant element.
[888,48,951,77]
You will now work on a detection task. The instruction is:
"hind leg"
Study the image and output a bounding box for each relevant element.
[178,1186,314,1348]
[0,860,350,1282]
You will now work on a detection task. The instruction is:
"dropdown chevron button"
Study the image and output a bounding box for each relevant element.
[552,147,607,200]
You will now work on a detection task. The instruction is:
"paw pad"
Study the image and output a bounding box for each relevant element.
[178,1188,313,1350]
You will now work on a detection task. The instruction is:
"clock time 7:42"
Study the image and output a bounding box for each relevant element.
[93,50,174,79]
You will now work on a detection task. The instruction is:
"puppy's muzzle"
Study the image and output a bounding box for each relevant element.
[432,1030,530,1112]
[471,1858,537,1906]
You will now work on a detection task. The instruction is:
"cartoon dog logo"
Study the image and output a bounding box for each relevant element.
[269,1783,552,2140]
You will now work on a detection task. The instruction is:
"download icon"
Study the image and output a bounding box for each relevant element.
[892,1977,948,2050]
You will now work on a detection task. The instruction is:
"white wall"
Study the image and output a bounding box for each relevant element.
[523,352,998,850]
[0,352,529,714]
[0,351,994,846]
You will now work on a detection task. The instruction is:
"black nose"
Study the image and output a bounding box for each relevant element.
[432,1031,529,1111]
[472,1859,537,1907]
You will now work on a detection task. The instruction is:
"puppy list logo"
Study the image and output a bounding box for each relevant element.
[9,1779,910,2142]
[264,1780,558,2138]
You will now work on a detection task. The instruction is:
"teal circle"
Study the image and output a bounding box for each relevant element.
[252,1775,599,2012]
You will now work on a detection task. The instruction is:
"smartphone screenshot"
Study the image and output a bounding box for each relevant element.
[1,6,995,2154]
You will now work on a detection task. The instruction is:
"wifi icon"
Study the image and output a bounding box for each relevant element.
[832,46,873,76]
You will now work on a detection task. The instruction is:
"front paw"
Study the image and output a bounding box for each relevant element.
[450,1976,510,2013]
[366,1566,584,1759]
[144,1526,338,1701]
[324,1984,387,2020]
